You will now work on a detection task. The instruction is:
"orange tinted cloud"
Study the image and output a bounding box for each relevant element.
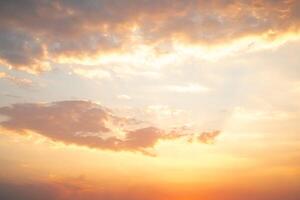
[0,0,300,72]
[0,100,218,155]
[198,130,220,144]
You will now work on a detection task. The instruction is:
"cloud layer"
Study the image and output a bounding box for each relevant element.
[0,100,219,155]
[1,176,299,200]
[1,0,300,72]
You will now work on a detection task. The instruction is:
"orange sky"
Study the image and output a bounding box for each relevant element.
[0,0,300,199]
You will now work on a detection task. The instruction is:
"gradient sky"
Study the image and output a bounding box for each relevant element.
[0,0,300,199]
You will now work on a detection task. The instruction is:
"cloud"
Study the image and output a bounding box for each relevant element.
[165,83,210,93]
[1,175,300,200]
[0,71,33,87]
[0,0,300,73]
[0,180,163,200]
[0,181,60,200]
[198,131,220,144]
[117,94,131,100]
[0,26,50,73]
[0,100,219,155]
[72,68,111,80]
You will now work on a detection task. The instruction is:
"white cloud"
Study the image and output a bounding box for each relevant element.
[117,94,131,100]
[165,83,210,93]
[72,68,111,80]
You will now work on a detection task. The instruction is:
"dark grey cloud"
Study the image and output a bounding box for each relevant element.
[0,179,165,200]
[0,181,60,200]
[0,26,48,73]
[0,177,299,200]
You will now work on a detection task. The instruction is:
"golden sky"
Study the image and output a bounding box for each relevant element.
[0,0,300,199]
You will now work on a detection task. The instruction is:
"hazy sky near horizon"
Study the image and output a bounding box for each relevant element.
[0,0,300,199]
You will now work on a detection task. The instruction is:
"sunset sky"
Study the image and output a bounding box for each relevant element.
[0,0,300,199]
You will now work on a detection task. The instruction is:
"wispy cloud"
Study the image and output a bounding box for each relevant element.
[117,94,132,100]
[0,71,33,87]
[166,83,210,93]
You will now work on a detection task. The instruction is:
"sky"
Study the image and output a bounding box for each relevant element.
[0,0,300,199]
